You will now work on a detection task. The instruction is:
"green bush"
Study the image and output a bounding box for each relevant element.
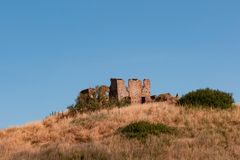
[74,94,101,113]
[120,121,177,141]
[109,97,131,108]
[179,88,234,109]
[68,86,131,115]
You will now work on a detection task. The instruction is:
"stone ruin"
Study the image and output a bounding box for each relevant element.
[79,78,179,105]
[80,78,152,104]
[152,93,179,105]
[79,85,109,100]
[109,78,152,104]
[80,88,96,99]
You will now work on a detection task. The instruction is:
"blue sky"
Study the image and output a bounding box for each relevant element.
[0,0,240,128]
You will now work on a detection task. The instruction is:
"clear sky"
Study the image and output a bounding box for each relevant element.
[0,0,240,128]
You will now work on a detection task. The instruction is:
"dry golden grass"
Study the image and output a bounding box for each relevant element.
[1,103,240,160]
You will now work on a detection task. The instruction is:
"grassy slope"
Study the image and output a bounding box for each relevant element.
[1,103,240,160]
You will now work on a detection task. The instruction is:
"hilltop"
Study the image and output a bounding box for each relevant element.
[1,102,240,160]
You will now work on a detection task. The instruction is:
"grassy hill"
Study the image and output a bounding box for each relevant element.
[1,103,240,160]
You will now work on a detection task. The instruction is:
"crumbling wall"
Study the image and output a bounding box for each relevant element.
[80,88,96,99]
[109,78,129,101]
[142,79,152,103]
[154,93,179,105]
[110,78,152,104]
[98,85,109,97]
[128,79,142,104]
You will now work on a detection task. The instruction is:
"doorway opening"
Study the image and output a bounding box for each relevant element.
[141,97,146,104]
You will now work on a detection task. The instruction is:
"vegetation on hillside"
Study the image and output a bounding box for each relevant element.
[67,86,130,115]
[179,88,234,109]
[1,103,240,160]
[120,121,177,141]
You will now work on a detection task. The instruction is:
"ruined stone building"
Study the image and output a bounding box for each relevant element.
[109,78,151,104]
[79,86,109,100]
[80,88,96,98]
[79,78,180,105]
[79,78,152,104]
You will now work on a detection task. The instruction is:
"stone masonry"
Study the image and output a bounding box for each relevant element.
[80,88,96,99]
[128,79,142,103]
[142,79,152,103]
[109,78,129,101]
[110,78,151,104]
[79,78,181,105]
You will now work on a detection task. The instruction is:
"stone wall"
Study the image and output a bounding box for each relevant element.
[142,79,152,103]
[82,78,152,104]
[109,78,129,101]
[80,88,96,99]
[109,78,151,104]
[128,79,142,104]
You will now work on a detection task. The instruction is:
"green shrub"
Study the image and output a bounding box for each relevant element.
[68,86,131,114]
[179,88,234,109]
[120,121,177,141]
[74,94,101,112]
[12,144,112,160]
[109,97,131,108]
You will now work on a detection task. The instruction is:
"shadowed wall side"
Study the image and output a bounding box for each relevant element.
[109,78,129,101]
